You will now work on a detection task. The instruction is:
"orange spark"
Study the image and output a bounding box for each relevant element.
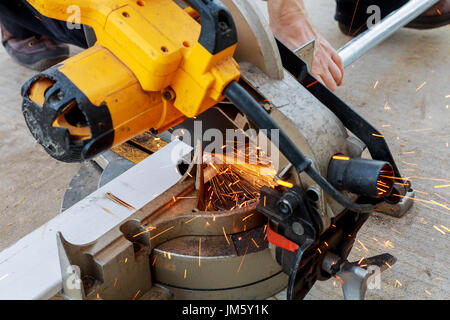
[416,82,427,92]
[373,80,379,89]
[384,240,395,248]
[410,176,450,183]
[132,226,156,238]
[150,226,175,240]
[414,189,429,195]
[222,227,231,246]
[356,239,369,253]
[237,246,249,273]
[434,184,450,189]
[198,238,201,267]
[434,193,449,204]
[347,0,361,35]
[276,180,294,188]
[306,80,319,88]
[393,194,449,211]
[332,155,350,161]
[184,216,199,224]
[251,238,259,248]
[433,225,446,235]
[381,175,409,181]
[132,290,141,300]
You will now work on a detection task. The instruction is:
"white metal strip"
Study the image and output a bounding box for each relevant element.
[0,140,192,300]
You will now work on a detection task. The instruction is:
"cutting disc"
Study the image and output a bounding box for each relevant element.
[222,0,284,80]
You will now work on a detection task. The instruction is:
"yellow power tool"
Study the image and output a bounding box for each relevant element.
[22,0,240,161]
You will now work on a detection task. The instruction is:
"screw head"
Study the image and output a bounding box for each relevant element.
[278,199,292,215]
[163,91,172,100]
[292,222,304,236]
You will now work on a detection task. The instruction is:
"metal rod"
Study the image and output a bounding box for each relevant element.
[338,0,439,67]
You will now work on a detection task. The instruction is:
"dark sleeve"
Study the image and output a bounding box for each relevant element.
[0,0,88,48]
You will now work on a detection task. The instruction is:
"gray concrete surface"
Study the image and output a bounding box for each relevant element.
[0,49,82,251]
[0,0,448,300]
[303,0,450,300]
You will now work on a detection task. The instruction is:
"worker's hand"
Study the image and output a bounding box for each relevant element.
[268,0,344,91]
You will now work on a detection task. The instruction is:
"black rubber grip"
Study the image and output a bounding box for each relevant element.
[184,0,237,54]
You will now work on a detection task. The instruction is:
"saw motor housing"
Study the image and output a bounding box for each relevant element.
[22,0,240,162]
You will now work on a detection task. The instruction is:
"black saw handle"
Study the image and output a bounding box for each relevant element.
[184,0,237,54]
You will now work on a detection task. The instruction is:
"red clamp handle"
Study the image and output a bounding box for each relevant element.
[267,225,299,253]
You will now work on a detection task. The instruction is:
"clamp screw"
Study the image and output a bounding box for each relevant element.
[163,89,175,101]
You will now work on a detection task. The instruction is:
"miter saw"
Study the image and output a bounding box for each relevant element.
[13,0,417,300]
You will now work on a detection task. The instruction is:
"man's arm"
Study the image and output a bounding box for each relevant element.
[268,0,344,91]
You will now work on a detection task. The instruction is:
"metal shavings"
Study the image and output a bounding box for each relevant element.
[105,192,136,210]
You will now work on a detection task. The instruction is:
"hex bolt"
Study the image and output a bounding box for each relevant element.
[163,91,172,100]
[277,191,302,215]
[278,199,290,215]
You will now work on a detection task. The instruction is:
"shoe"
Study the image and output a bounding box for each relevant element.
[405,0,450,29]
[336,0,450,37]
[1,25,69,71]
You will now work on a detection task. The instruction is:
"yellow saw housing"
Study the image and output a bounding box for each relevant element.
[22,0,240,162]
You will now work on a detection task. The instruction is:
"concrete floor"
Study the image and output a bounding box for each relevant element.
[0,0,448,300]
[303,0,450,300]
[0,49,83,251]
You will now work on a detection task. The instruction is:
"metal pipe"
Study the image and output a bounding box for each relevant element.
[338,0,439,67]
